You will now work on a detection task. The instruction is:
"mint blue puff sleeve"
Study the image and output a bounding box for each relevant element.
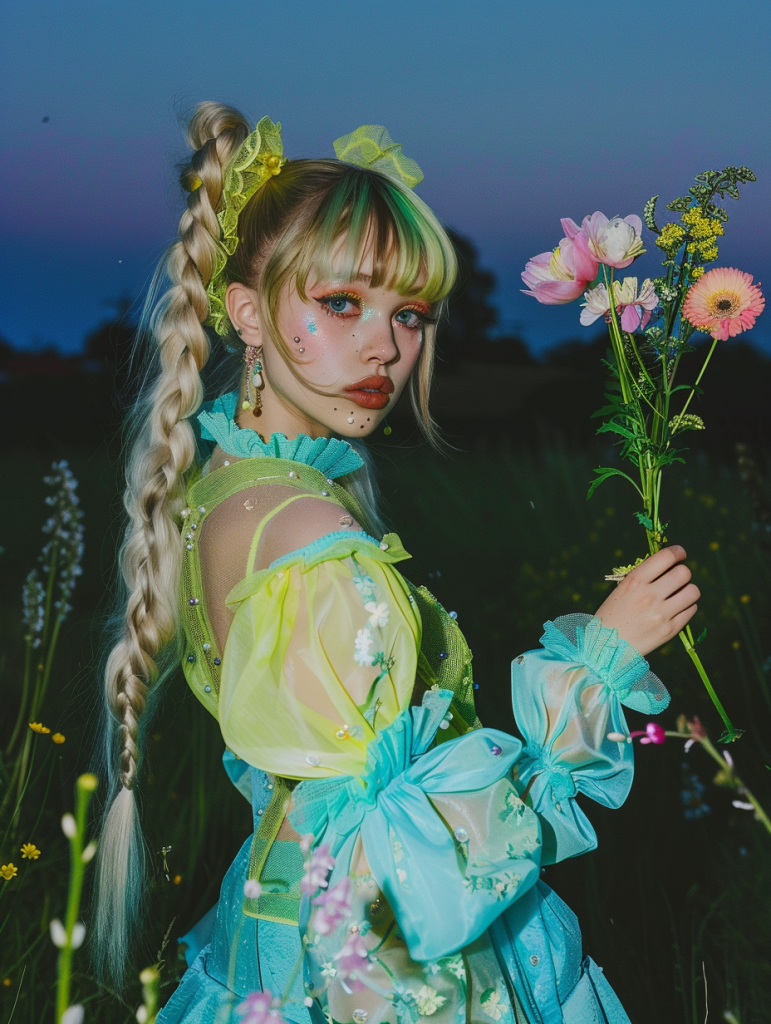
[512,613,670,865]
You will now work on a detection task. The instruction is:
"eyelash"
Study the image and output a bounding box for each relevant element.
[317,292,436,331]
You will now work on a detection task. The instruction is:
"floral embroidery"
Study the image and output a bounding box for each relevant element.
[365,600,390,628]
[354,628,375,666]
[351,567,377,601]
[443,957,467,981]
[498,788,527,824]
[480,988,505,1021]
[392,840,404,863]
[321,961,337,978]
[423,961,441,976]
[464,868,522,900]
[396,867,408,885]
[414,985,447,1016]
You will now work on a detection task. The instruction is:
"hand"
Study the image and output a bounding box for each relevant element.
[593,545,699,658]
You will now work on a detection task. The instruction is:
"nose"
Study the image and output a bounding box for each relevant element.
[357,312,399,366]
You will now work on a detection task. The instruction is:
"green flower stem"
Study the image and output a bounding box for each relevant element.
[55,774,98,1024]
[139,967,161,1024]
[664,731,771,835]
[675,633,739,741]
[32,612,63,722]
[670,338,719,433]
[6,643,32,756]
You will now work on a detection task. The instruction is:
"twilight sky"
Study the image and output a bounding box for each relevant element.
[2,0,770,356]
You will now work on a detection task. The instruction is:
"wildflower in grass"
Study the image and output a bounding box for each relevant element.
[311,876,353,935]
[2,979,11,987]
[301,843,335,894]
[740,594,750,604]
[677,714,707,752]
[655,222,686,256]
[61,814,77,839]
[21,569,45,648]
[38,461,85,625]
[235,990,284,1024]
[20,843,40,860]
[29,722,51,734]
[629,723,666,745]
[50,918,86,949]
[244,879,262,899]
[682,267,764,341]
[52,732,66,744]
[1,864,18,880]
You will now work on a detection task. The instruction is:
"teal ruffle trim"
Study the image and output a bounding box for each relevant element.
[196,390,365,480]
[540,613,670,715]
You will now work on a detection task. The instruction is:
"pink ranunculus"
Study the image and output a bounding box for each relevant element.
[235,991,285,1024]
[580,277,658,332]
[301,843,335,895]
[310,876,353,936]
[580,212,645,269]
[521,231,599,305]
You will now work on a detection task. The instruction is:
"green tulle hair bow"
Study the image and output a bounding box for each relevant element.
[206,120,423,337]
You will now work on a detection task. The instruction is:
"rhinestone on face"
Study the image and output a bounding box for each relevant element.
[454,826,469,843]
[491,744,503,756]
[306,754,320,767]
[352,1011,369,1024]
[347,416,355,424]
[213,657,221,666]
[204,685,212,693]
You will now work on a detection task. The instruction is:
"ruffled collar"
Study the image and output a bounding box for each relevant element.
[196,390,365,480]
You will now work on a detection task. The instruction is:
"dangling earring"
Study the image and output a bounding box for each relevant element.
[242,345,265,416]
[383,418,392,436]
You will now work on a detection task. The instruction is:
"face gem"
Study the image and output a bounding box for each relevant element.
[304,313,317,334]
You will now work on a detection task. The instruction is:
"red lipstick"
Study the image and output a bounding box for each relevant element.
[343,376,394,409]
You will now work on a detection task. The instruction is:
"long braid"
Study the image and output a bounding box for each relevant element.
[93,103,249,988]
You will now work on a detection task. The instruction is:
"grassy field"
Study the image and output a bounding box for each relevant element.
[0,431,769,1023]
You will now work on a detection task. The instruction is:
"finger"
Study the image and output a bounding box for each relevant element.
[669,601,698,636]
[652,562,692,600]
[630,545,687,584]
[665,582,701,617]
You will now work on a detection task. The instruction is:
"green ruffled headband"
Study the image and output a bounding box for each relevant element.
[199,118,425,337]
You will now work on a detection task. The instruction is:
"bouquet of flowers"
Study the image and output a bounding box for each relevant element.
[522,166,765,742]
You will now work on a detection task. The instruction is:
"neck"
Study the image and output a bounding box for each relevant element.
[234,378,331,440]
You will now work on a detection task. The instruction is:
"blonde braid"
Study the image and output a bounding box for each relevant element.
[93,103,249,987]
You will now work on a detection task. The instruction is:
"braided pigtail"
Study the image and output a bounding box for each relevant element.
[92,103,249,988]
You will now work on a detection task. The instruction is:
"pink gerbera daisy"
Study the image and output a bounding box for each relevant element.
[682,267,764,341]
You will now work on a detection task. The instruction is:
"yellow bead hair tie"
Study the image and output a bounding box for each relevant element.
[188,175,203,191]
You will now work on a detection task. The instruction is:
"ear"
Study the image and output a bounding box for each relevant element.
[226,282,262,343]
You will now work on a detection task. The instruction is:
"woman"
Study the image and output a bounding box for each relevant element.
[93,102,698,1024]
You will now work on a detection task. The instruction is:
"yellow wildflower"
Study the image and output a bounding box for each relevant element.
[52,733,66,744]
[732,640,741,650]
[2,978,11,987]
[20,843,40,860]
[691,266,705,280]
[29,722,51,734]
[656,223,686,255]
[709,541,720,551]
[697,242,719,262]
[173,874,183,885]
[1,864,18,880]
[740,594,750,604]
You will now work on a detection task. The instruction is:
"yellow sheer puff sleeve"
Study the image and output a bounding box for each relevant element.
[219,531,420,781]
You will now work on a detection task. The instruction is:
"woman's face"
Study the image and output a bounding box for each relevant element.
[228,244,434,440]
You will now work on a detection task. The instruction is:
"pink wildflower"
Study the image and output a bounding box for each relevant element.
[521,219,599,305]
[579,211,645,269]
[301,843,335,895]
[235,991,284,1024]
[630,723,666,745]
[310,876,353,936]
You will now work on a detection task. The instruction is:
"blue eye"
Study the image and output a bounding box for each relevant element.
[328,297,349,313]
[395,309,418,326]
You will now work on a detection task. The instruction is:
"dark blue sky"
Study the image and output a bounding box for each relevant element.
[2,0,770,355]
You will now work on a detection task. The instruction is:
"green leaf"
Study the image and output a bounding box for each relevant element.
[597,421,638,441]
[666,196,693,212]
[587,467,643,501]
[696,628,707,645]
[635,511,654,530]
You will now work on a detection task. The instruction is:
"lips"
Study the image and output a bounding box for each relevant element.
[343,376,394,410]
